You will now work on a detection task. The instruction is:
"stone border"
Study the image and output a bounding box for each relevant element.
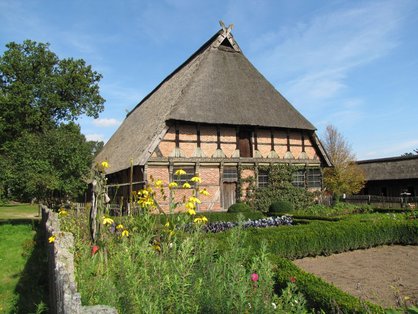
[41,205,117,314]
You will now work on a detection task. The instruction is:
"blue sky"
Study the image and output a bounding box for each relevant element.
[1,0,417,160]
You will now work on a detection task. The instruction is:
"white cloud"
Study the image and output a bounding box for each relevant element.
[253,1,410,108]
[92,118,121,127]
[85,133,105,142]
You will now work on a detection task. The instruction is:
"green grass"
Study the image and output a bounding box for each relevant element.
[0,204,48,313]
[0,203,39,220]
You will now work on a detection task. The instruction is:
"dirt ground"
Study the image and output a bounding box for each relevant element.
[293,245,418,308]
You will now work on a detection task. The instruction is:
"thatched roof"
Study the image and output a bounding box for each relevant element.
[96,25,319,174]
[357,155,418,181]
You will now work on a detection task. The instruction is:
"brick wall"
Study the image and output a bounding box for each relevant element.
[157,124,319,159]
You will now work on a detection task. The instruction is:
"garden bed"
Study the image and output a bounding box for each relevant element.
[293,245,418,308]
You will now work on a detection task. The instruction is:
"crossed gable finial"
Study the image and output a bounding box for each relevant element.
[219,20,234,35]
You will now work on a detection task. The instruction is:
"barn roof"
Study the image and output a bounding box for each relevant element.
[96,23,321,174]
[357,155,418,181]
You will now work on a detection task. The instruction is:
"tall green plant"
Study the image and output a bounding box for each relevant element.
[253,165,313,212]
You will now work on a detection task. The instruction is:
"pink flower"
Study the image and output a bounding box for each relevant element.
[290,276,296,283]
[91,245,100,256]
[250,273,259,282]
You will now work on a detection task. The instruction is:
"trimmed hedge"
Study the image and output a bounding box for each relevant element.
[202,211,265,222]
[211,215,418,259]
[269,200,294,214]
[227,202,253,213]
[273,257,384,313]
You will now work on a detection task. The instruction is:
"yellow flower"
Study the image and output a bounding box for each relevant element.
[190,176,202,183]
[185,201,196,210]
[116,224,124,230]
[164,221,170,228]
[187,208,196,216]
[175,169,187,176]
[189,196,201,204]
[194,216,208,224]
[154,179,163,188]
[169,230,175,237]
[101,161,109,169]
[168,182,178,189]
[58,209,68,217]
[153,244,161,252]
[121,230,129,237]
[182,182,191,189]
[48,235,56,243]
[199,188,210,196]
[103,217,114,226]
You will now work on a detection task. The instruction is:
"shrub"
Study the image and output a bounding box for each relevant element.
[269,200,294,214]
[227,202,252,213]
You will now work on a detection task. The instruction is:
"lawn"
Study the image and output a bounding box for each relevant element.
[0,204,48,313]
[0,203,39,220]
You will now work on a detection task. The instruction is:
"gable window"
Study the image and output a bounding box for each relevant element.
[173,166,195,185]
[306,168,321,188]
[223,167,238,182]
[292,170,305,188]
[258,169,269,188]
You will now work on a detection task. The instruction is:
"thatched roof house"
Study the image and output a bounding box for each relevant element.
[357,155,418,197]
[96,23,331,211]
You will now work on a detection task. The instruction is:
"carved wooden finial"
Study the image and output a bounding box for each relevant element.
[219,20,234,35]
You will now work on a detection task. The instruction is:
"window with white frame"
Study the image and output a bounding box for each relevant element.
[292,170,305,188]
[306,168,321,188]
[258,169,269,188]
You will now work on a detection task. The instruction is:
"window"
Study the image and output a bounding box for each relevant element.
[173,166,195,185]
[223,167,238,182]
[292,170,305,188]
[258,169,269,188]
[306,168,321,188]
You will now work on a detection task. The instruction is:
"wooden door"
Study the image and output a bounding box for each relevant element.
[239,130,252,157]
[222,182,236,209]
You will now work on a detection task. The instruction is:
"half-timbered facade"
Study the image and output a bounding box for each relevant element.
[96,23,331,211]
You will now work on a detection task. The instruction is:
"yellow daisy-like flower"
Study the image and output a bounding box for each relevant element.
[58,209,68,217]
[199,188,210,196]
[164,221,170,228]
[168,182,178,189]
[154,179,163,188]
[194,216,208,224]
[185,201,196,210]
[175,169,187,176]
[48,235,56,243]
[189,196,201,204]
[187,208,196,216]
[103,217,114,226]
[182,182,191,189]
[116,224,124,230]
[121,230,129,237]
[101,161,109,169]
[190,176,202,183]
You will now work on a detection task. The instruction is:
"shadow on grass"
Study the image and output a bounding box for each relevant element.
[0,219,39,226]
[11,220,49,314]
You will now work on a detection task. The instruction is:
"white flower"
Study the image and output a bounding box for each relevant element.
[272,302,277,309]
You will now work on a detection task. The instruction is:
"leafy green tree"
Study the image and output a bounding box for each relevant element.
[0,40,104,145]
[0,40,105,202]
[3,123,94,202]
[322,125,365,200]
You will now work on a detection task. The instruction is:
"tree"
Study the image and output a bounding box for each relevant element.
[0,40,105,202]
[322,125,365,199]
[0,40,104,145]
[402,148,418,157]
